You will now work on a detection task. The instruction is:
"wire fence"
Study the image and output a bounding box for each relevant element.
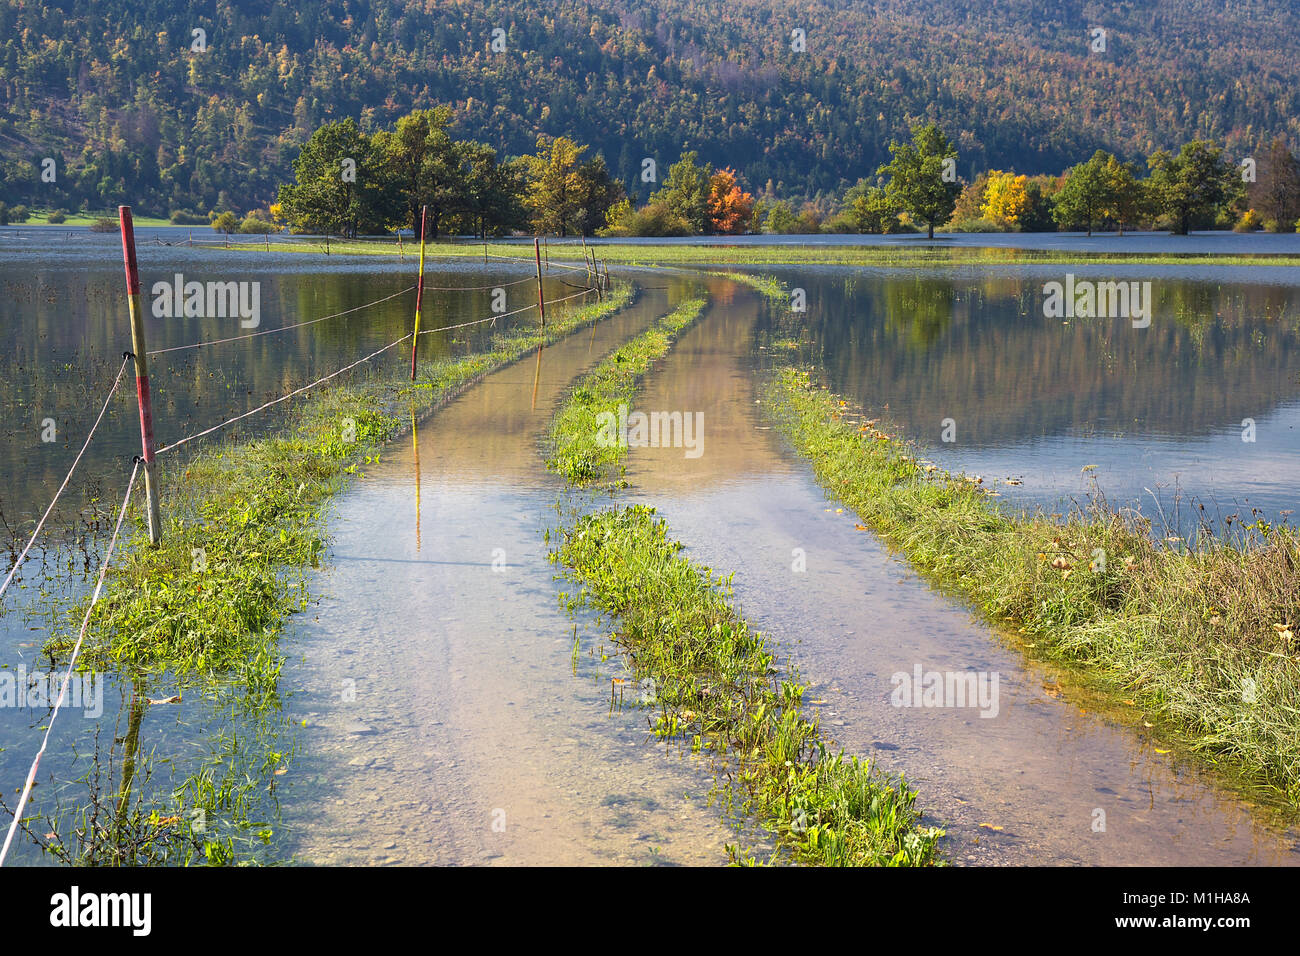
[0,231,612,863]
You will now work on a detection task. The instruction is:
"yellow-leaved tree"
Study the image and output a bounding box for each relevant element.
[981,170,1031,229]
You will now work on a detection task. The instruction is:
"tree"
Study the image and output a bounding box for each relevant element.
[572,155,624,237]
[1147,140,1234,235]
[763,201,800,234]
[525,135,587,236]
[1052,150,1113,235]
[1102,155,1144,235]
[456,142,526,238]
[275,118,388,237]
[980,171,1030,229]
[210,210,239,233]
[848,185,902,233]
[877,123,960,239]
[1248,138,1300,230]
[650,151,712,234]
[705,167,755,234]
[372,107,460,238]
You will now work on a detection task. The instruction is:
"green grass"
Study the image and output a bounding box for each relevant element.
[257,237,1300,269]
[765,366,1300,802]
[545,296,707,485]
[706,271,788,300]
[543,291,942,865]
[26,285,630,865]
[11,212,172,227]
[552,505,942,866]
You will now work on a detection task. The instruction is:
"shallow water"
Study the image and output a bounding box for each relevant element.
[755,266,1300,540]
[623,277,1300,865]
[275,279,741,865]
[0,238,595,864]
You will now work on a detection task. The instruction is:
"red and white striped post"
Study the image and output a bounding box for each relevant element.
[118,206,162,544]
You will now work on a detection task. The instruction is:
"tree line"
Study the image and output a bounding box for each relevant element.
[2,1,1299,219]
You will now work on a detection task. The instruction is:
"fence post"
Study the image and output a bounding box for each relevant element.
[409,206,428,382]
[543,235,549,273]
[118,207,162,545]
[533,237,547,330]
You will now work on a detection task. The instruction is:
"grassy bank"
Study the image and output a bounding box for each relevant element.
[765,366,1300,801]
[23,285,630,864]
[261,237,1300,269]
[544,291,943,865]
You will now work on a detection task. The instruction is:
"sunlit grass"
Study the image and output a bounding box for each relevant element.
[766,366,1300,802]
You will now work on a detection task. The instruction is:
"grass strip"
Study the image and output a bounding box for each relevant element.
[544,291,943,864]
[262,238,1300,269]
[552,505,944,865]
[545,296,707,485]
[765,366,1300,801]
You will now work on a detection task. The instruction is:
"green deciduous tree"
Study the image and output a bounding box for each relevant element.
[1147,140,1235,235]
[275,118,388,237]
[877,123,960,239]
[650,151,712,234]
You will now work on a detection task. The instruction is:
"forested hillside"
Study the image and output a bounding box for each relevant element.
[1,0,1297,215]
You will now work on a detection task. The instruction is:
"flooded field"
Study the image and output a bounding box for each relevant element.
[2,238,1299,866]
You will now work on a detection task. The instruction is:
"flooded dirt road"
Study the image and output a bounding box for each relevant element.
[276,285,737,865]
[624,277,1300,865]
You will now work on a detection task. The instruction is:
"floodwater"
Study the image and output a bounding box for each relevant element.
[764,266,1300,540]
[0,234,599,865]
[275,277,741,866]
[623,275,1300,865]
[4,236,1300,866]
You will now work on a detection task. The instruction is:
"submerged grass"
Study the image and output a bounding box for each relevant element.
[262,237,1300,268]
[22,284,630,864]
[544,291,942,865]
[765,366,1300,801]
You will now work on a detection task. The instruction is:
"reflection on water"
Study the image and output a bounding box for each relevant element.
[276,279,740,865]
[758,267,1300,537]
[624,277,1300,865]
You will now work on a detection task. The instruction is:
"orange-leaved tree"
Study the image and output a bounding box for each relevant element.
[706,167,755,234]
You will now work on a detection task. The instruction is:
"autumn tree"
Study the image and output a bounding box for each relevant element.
[1248,138,1300,230]
[525,135,587,236]
[877,123,960,239]
[980,170,1030,229]
[705,167,755,234]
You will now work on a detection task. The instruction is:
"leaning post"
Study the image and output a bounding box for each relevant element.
[118,207,162,545]
[409,205,428,382]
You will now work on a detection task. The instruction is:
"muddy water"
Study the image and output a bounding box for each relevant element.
[624,277,1300,865]
[276,283,737,865]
